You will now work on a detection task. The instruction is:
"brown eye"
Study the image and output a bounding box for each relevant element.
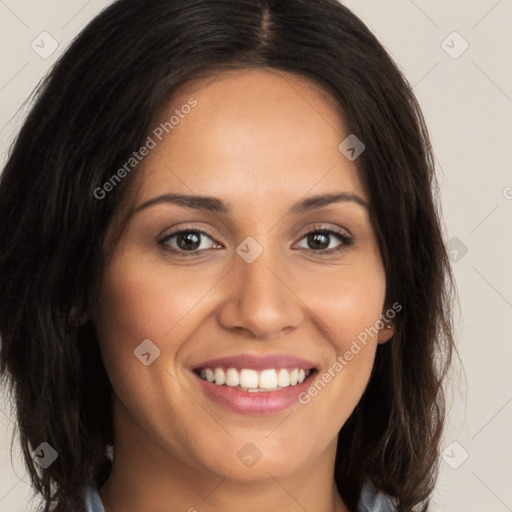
[175,231,202,251]
[306,232,330,250]
[159,229,218,254]
[295,228,353,252]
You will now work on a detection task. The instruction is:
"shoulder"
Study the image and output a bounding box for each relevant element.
[357,481,396,512]
[84,477,106,512]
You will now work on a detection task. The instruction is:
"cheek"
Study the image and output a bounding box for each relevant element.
[293,253,386,415]
[299,254,386,350]
[93,248,206,380]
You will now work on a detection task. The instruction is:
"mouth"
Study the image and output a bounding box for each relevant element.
[191,353,318,415]
[194,366,315,392]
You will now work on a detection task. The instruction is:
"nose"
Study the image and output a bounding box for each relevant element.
[217,249,304,340]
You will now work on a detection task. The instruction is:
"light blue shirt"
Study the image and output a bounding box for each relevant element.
[84,477,395,512]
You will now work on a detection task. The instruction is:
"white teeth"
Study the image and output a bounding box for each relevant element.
[198,367,313,390]
[214,368,226,386]
[277,368,290,388]
[225,368,239,387]
[239,369,259,389]
[259,369,277,389]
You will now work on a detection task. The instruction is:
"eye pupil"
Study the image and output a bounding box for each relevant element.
[308,232,329,250]
[177,231,201,250]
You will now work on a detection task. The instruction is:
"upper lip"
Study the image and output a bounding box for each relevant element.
[192,353,318,371]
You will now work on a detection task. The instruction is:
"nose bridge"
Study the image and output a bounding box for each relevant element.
[217,243,304,338]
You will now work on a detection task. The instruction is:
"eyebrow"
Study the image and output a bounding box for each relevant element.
[287,192,368,214]
[134,191,368,215]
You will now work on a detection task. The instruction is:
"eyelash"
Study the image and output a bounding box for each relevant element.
[158,225,354,257]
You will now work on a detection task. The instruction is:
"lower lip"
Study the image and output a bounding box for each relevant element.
[194,372,316,415]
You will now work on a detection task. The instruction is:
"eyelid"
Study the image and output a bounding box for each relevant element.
[178,225,217,240]
[296,222,352,240]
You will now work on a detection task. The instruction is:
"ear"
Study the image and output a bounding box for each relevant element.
[377,319,394,344]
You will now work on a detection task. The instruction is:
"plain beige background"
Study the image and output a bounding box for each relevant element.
[1,1,511,511]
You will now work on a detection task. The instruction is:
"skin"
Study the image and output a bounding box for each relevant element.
[92,68,394,512]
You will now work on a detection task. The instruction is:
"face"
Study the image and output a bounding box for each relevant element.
[92,68,393,484]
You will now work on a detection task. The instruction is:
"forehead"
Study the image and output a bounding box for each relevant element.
[134,68,366,207]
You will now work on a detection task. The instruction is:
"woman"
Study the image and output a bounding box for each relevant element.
[0,1,455,511]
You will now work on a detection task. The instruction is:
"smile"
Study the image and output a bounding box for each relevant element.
[192,353,318,415]
[196,367,312,391]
